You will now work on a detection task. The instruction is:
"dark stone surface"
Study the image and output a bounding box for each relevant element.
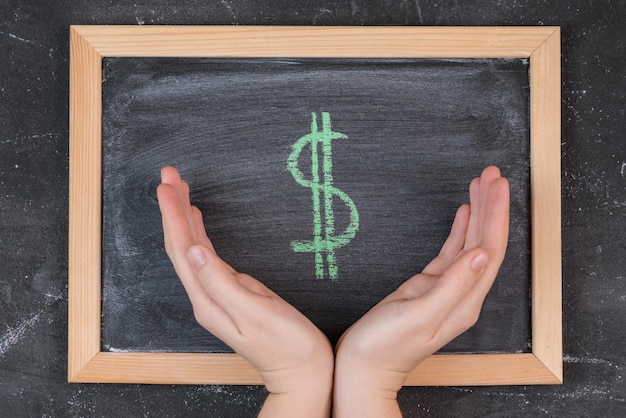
[1,1,624,416]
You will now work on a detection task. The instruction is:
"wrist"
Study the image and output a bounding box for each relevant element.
[333,351,403,417]
[260,371,332,418]
[259,347,334,418]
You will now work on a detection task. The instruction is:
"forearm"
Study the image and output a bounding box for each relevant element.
[259,384,332,418]
[333,387,401,417]
[258,353,334,418]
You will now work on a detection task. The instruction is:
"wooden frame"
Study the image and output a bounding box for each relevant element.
[69,26,562,385]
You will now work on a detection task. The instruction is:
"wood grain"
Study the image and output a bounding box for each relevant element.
[71,25,557,58]
[529,27,563,383]
[68,26,103,382]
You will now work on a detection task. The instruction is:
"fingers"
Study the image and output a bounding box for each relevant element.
[159,165,180,185]
[158,166,215,251]
[191,205,215,252]
[157,181,195,262]
[422,204,470,276]
[158,166,235,331]
[157,183,212,304]
[161,166,193,225]
[429,168,509,344]
[158,184,232,331]
[159,169,245,341]
[158,167,290,353]
[423,165,509,278]
[465,176,482,249]
[478,176,510,262]
[404,165,509,347]
[465,166,504,250]
[435,247,502,341]
[187,245,272,327]
[160,166,201,243]
[419,248,489,329]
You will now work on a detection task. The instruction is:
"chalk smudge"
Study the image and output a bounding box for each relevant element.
[563,354,622,370]
[0,310,44,357]
[0,293,62,357]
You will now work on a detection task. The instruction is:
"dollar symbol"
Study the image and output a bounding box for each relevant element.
[287,112,359,280]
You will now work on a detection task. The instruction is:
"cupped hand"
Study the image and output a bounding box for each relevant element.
[333,166,510,417]
[157,166,333,417]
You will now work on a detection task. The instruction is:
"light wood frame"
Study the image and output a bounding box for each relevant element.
[69,26,562,385]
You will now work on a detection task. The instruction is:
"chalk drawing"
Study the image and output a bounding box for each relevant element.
[287,112,359,280]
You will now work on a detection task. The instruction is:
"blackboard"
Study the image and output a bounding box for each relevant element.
[68,26,562,386]
[100,57,531,354]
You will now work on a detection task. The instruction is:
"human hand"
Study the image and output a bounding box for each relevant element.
[157,166,333,417]
[333,166,510,417]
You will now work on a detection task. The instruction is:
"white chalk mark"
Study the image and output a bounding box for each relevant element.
[621,162,626,178]
[415,0,424,23]
[1,131,61,145]
[45,292,64,301]
[3,31,35,45]
[0,30,43,48]
[0,30,56,57]
[220,0,237,21]
[350,0,359,16]
[102,345,131,353]
[0,310,44,357]
[562,354,621,369]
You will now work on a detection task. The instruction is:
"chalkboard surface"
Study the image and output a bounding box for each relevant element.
[101,57,530,354]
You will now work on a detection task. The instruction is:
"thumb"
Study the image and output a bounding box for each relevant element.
[187,245,236,275]
[186,245,237,294]
[185,244,254,316]
[430,248,490,312]
[469,249,490,275]
[420,248,492,348]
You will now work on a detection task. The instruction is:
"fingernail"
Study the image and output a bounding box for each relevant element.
[187,246,207,270]
[471,251,489,273]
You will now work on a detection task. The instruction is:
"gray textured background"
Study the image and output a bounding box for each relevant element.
[1,1,624,416]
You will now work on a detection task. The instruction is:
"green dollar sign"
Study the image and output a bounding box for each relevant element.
[287,112,360,280]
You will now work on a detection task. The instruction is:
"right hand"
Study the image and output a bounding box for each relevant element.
[333,166,510,417]
[157,166,333,417]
